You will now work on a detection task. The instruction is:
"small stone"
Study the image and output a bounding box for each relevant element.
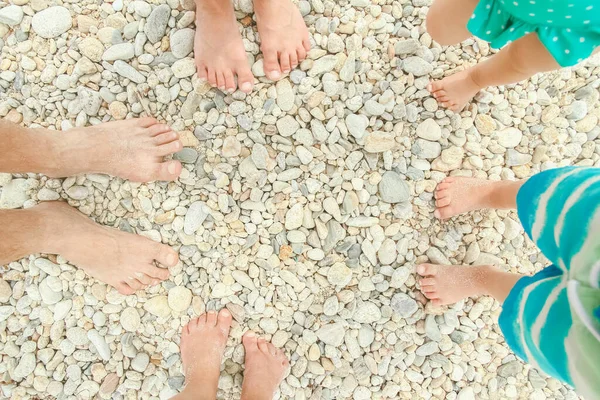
[353,302,381,323]
[145,4,170,43]
[327,262,352,286]
[79,38,105,62]
[285,203,304,230]
[402,57,433,76]
[379,171,410,203]
[103,43,135,61]
[144,296,170,318]
[308,55,337,76]
[0,178,30,209]
[222,136,241,158]
[412,139,441,159]
[316,323,345,346]
[184,201,210,235]
[0,5,24,26]
[88,329,111,361]
[168,286,192,312]
[390,293,418,318]
[121,307,141,332]
[346,113,369,139]
[32,6,72,38]
[109,101,128,120]
[112,60,146,83]
[276,115,300,137]
[170,28,195,58]
[496,127,523,148]
[172,58,196,78]
[377,239,397,265]
[174,148,199,164]
[416,118,441,141]
[0,279,12,303]
[364,132,395,153]
[14,353,36,380]
[395,39,419,55]
[131,353,150,372]
[276,79,295,112]
[497,360,523,377]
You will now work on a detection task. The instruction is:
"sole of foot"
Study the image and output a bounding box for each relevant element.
[427,68,482,112]
[240,331,289,400]
[254,0,311,81]
[51,117,182,182]
[194,1,254,93]
[179,309,232,397]
[417,263,490,306]
[37,201,179,295]
[434,176,497,219]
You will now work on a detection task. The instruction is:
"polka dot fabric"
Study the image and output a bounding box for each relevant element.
[467,0,600,66]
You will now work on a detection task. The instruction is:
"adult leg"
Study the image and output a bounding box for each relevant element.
[0,118,182,182]
[417,263,523,306]
[426,0,480,45]
[194,0,255,93]
[429,33,561,111]
[0,202,179,294]
[433,176,525,219]
[253,0,311,81]
[173,309,232,400]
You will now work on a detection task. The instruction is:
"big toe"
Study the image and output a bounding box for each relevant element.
[243,332,259,352]
[427,81,444,93]
[263,50,282,81]
[216,309,232,336]
[237,67,255,94]
[417,263,438,277]
[154,160,182,182]
[434,204,456,219]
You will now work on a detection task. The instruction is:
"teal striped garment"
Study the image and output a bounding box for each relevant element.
[499,166,600,399]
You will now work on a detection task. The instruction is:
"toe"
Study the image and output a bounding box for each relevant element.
[142,263,170,281]
[134,272,154,285]
[431,299,444,307]
[146,124,172,137]
[153,244,179,268]
[197,313,208,328]
[419,278,436,287]
[126,278,145,291]
[263,50,282,81]
[217,309,232,335]
[435,206,455,219]
[207,67,218,87]
[216,70,226,91]
[437,95,451,103]
[296,46,307,62]
[267,343,278,357]
[428,81,444,93]
[237,67,254,93]
[435,197,451,208]
[117,283,135,296]
[257,338,269,353]
[436,182,452,192]
[206,310,218,326]
[155,160,182,182]
[156,140,182,156]
[417,263,438,277]
[279,52,291,73]
[136,117,159,128]
[289,52,299,70]
[432,90,447,99]
[434,189,449,200]
[302,37,311,52]
[224,70,236,93]
[243,331,259,352]
[423,290,439,300]
[154,131,179,145]
[197,63,208,81]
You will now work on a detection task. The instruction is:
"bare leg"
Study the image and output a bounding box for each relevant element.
[0,118,182,182]
[240,331,289,400]
[0,202,178,294]
[426,0,479,46]
[194,0,255,93]
[428,33,561,111]
[434,176,525,219]
[254,0,311,81]
[417,263,522,306]
[172,309,232,400]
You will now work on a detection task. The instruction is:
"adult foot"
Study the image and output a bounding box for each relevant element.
[49,118,182,182]
[427,68,482,112]
[37,202,178,295]
[417,263,490,306]
[254,0,311,81]
[241,331,289,400]
[194,0,254,93]
[178,310,232,399]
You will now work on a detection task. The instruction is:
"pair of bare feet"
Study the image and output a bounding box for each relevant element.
[416,176,525,306]
[1,118,184,295]
[194,0,310,93]
[176,309,289,400]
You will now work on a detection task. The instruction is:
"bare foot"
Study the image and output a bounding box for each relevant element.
[49,118,182,182]
[417,263,490,306]
[434,176,496,219]
[177,310,232,399]
[241,331,289,400]
[194,0,254,93]
[254,0,311,81]
[37,202,178,295]
[427,68,482,112]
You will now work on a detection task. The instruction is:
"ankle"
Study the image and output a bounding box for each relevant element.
[196,0,232,15]
[466,67,485,92]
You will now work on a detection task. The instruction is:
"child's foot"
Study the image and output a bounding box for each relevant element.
[417,263,491,306]
[427,68,482,112]
[179,310,233,398]
[254,0,311,81]
[194,0,254,93]
[240,331,289,400]
[434,177,497,219]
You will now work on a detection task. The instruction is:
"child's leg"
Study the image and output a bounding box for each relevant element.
[426,0,480,46]
[417,263,523,306]
[434,176,525,219]
[429,32,560,111]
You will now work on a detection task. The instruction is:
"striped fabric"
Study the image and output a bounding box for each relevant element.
[498,166,600,399]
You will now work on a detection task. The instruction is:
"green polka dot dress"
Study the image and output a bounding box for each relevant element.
[468,0,600,66]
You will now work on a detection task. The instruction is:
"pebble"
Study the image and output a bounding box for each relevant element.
[144,296,170,318]
[145,4,170,43]
[168,286,192,312]
[403,57,433,76]
[103,43,135,61]
[184,201,210,235]
[172,58,196,78]
[390,293,418,318]
[121,307,141,332]
[171,28,195,58]
[379,171,410,203]
[316,323,345,346]
[346,113,369,139]
[112,60,146,83]
[0,178,30,209]
[31,6,72,38]
[0,5,24,26]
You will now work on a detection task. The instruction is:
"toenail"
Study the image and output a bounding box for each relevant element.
[241,82,252,92]
[417,265,425,274]
[283,69,290,74]
[166,253,176,265]
[227,88,235,93]
[245,331,255,337]
[270,70,281,79]
[219,86,225,90]
[221,309,231,317]
[167,162,178,175]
